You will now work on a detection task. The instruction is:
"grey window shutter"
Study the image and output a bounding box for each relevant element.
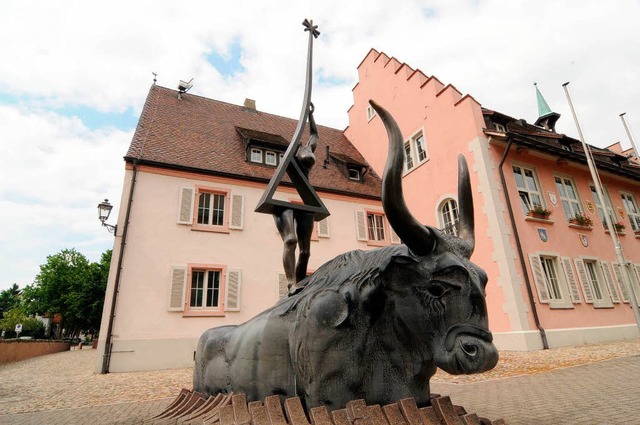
[177,187,195,224]
[278,273,288,299]
[561,257,582,303]
[318,217,330,238]
[355,210,367,241]
[169,266,187,311]
[600,261,620,303]
[225,269,241,311]
[611,263,630,303]
[229,194,244,230]
[573,259,594,303]
[528,255,550,303]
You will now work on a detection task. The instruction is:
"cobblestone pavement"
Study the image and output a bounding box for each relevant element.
[0,339,638,424]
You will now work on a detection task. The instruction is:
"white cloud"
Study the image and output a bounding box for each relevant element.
[1,0,640,288]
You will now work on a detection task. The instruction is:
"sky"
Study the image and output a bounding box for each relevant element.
[1,0,640,291]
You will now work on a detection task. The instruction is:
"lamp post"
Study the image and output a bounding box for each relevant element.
[97,199,117,235]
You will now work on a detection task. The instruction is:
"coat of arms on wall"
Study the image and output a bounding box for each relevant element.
[579,234,588,247]
[548,191,557,206]
[585,200,595,214]
[538,228,548,242]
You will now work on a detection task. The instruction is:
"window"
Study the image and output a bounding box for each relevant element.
[621,192,640,232]
[367,213,386,242]
[250,148,263,163]
[190,269,221,309]
[513,165,544,214]
[439,199,459,236]
[404,141,414,171]
[366,104,377,121]
[403,131,428,173]
[583,261,604,301]
[540,256,563,300]
[554,176,582,220]
[495,123,506,132]
[348,168,361,181]
[590,185,616,225]
[198,192,225,226]
[265,151,277,166]
[529,254,579,308]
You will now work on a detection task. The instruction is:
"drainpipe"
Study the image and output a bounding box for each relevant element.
[101,160,139,373]
[496,136,549,350]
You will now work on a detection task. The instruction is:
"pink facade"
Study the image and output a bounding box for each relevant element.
[346,49,640,350]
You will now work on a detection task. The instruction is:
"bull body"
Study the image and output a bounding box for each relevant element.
[193,101,498,410]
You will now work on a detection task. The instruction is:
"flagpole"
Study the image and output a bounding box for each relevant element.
[562,82,640,332]
[620,113,639,158]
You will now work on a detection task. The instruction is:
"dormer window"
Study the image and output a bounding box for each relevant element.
[265,151,277,166]
[348,168,361,181]
[495,123,506,132]
[250,148,263,163]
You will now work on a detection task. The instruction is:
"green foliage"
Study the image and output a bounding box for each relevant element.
[0,283,22,319]
[26,248,111,338]
[0,306,45,338]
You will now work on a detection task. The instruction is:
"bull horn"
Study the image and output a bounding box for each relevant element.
[457,154,475,254]
[370,100,436,256]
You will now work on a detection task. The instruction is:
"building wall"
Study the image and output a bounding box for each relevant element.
[96,165,391,372]
[344,49,640,351]
[493,145,640,339]
[345,50,518,340]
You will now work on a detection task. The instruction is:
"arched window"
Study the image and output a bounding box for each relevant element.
[439,199,459,236]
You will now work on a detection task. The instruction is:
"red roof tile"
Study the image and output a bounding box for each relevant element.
[127,85,381,199]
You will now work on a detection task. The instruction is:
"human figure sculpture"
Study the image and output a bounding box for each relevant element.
[194,101,498,411]
[273,103,318,294]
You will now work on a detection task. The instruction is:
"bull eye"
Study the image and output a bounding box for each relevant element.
[426,281,449,298]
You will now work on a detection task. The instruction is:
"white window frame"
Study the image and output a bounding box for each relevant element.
[367,212,386,242]
[403,130,428,174]
[621,192,640,232]
[189,269,223,309]
[265,151,277,166]
[366,104,377,121]
[197,191,226,227]
[554,175,583,221]
[348,168,361,181]
[582,258,613,308]
[512,164,544,215]
[495,123,506,132]
[439,198,459,236]
[590,184,616,227]
[250,148,263,163]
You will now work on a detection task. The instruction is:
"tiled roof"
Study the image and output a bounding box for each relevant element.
[127,85,381,199]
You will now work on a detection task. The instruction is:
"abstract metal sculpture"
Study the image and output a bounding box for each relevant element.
[194,100,499,411]
[255,19,329,291]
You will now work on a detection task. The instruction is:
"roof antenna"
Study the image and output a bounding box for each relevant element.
[177,78,193,100]
[152,72,157,84]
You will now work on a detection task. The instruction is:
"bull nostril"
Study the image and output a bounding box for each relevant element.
[460,342,478,357]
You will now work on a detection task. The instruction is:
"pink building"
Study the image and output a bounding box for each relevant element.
[96,86,399,372]
[346,49,640,351]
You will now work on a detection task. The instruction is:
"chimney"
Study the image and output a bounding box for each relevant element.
[243,98,257,111]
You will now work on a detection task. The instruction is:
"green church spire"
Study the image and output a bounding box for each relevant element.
[535,82,553,118]
[533,83,561,132]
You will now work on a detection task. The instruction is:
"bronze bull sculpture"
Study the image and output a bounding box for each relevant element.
[193,101,498,410]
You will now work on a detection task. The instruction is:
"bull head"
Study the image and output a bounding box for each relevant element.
[370,100,498,375]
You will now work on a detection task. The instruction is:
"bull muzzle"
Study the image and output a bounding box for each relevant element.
[437,324,498,375]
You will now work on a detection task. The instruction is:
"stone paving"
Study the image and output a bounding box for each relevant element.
[0,339,639,424]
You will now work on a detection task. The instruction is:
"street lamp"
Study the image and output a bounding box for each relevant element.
[97,199,117,235]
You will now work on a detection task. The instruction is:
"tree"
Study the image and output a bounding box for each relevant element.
[28,248,110,338]
[0,283,22,319]
[0,306,45,338]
